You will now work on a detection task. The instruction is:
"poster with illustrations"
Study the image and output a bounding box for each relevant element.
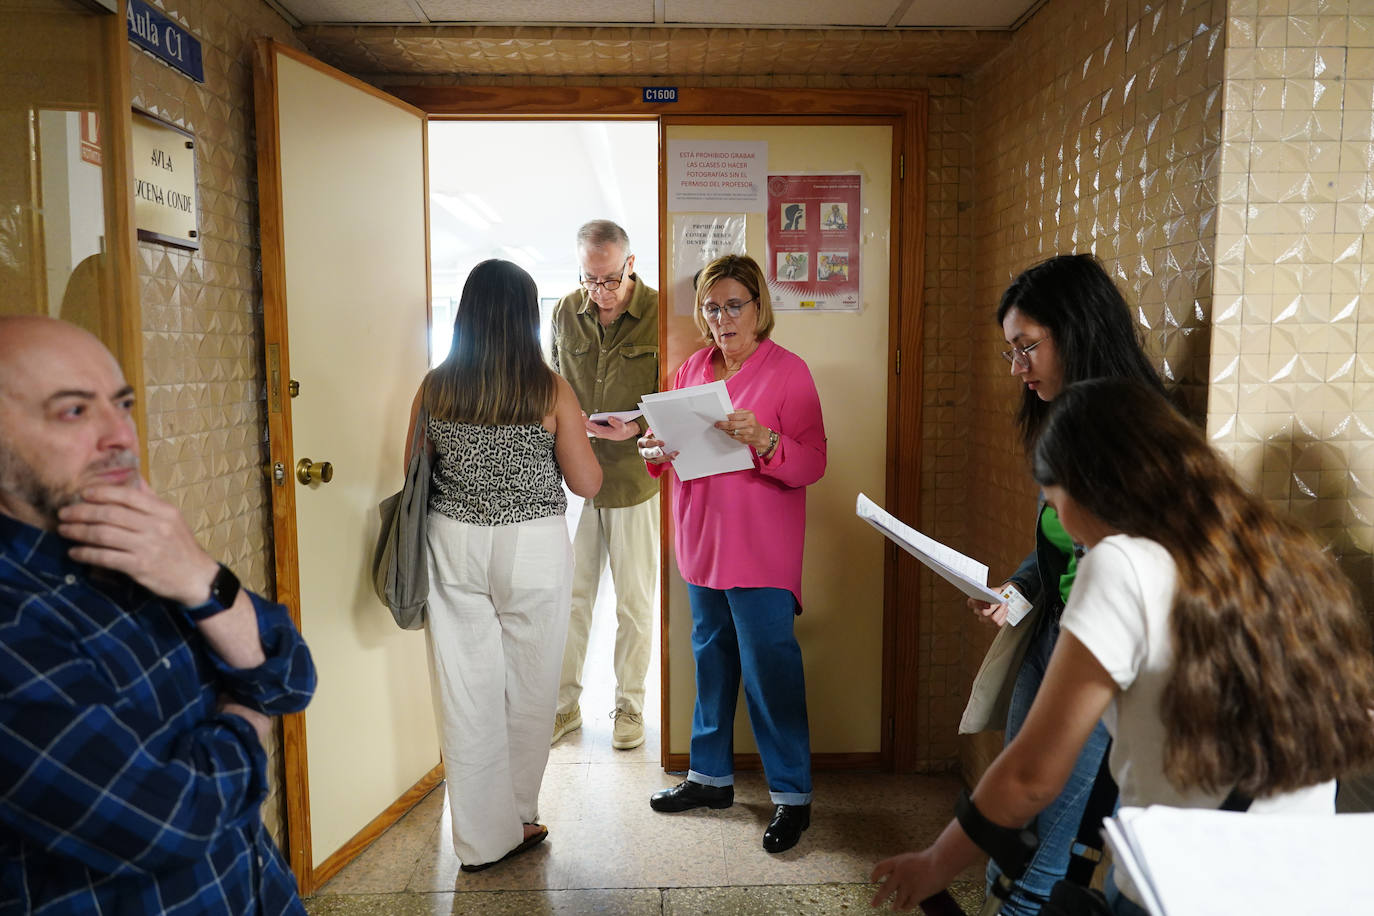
[765,173,860,311]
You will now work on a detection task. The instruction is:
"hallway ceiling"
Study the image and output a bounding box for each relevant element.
[270,0,1041,78]
[267,0,1042,29]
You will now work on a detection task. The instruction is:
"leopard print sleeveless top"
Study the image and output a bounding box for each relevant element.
[427,418,566,526]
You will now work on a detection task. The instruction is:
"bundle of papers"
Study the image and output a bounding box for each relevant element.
[638,381,752,481]
[1103,805,1372,915]
[855,493,1002,604]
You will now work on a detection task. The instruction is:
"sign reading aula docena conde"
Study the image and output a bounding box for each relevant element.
[131,111,200,250]
[126,0,203,83]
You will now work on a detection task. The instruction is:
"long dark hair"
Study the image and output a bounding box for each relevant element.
[997,253,1164,452]
[1033,379,1374,796]
[423,259,554,425]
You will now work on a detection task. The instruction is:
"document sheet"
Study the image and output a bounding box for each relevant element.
[1104,805,1371,916]
[639,381,753,482]
[855,493,1003,604]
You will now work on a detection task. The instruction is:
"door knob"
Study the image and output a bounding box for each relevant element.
[296,458,334,484]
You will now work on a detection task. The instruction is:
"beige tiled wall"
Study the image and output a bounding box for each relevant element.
[960,0,1227,776]
[127,0,301,847]
[1212,0,1374,609]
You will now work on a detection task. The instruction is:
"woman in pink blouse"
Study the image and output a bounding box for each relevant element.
[637,254,827,854]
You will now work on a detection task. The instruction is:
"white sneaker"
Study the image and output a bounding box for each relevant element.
[611,708,644,750]
[552,707,581,745]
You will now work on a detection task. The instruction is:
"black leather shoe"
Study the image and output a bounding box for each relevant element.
[762,803,810,853]
[649,779,733,812]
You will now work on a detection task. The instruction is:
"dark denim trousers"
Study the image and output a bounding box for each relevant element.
[684,584,812,805]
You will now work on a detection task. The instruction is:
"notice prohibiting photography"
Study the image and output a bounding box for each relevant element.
[668,141,767,212]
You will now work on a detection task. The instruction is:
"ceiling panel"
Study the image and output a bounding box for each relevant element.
[663,0,902,27]
[416,0,655,24]
[899,0,1034,28]
[276,0,423,23]
[272,0,1041,28]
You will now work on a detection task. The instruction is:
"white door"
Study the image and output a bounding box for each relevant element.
[253,40,438,888]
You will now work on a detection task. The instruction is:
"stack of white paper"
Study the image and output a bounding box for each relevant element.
[638,381,753,481]
[855,493,1002,603]
[1103,805,1371,915]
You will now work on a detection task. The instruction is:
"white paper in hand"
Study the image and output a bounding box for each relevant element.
[639,381,753,481]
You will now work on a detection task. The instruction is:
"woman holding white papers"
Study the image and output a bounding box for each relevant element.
[637,254,827,854]
[965,254,1168,915]
[871,379,1374,914]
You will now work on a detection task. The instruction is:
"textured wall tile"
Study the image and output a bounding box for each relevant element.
[130,0,302,861]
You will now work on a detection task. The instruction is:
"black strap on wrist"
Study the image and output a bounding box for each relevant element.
[953,789,1039,882]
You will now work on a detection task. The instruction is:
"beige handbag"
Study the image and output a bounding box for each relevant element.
[958,600,1040,734]
[370,407,430,630]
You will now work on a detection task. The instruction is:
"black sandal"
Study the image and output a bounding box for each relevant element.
[459,824,548,873]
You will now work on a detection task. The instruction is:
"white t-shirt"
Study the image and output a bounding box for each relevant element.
[1060,534,1335,903]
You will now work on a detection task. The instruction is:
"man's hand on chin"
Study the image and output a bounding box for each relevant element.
[56,478,219,606]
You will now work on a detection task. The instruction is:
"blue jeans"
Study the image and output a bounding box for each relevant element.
[685,585,812,805]
[986,614,1112,916]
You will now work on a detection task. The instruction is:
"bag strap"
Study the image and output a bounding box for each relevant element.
[1062,741,1253,888]
[1219,786,1253,812]
[1063,741,1119,886]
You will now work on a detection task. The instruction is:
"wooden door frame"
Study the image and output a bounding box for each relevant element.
[252,39,443,896]
[393,85,928,772]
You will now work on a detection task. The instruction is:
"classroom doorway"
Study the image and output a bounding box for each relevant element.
[426,120,663,756]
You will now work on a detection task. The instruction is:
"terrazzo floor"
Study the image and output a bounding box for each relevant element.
[305,496,986,914]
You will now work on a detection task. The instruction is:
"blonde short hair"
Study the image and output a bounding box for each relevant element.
[692,254,775,342]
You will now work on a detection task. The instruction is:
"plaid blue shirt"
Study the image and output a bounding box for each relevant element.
[0,513,316,915]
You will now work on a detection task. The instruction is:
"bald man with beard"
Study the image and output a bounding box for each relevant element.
[0,317,315,915]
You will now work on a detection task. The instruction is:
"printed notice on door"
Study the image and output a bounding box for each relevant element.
[668,141,767,212]
[765,173,861,311]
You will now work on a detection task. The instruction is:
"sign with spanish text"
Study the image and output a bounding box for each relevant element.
[127,0,203,83]
[667,141,767,212]
[765,173,862,312]
[131,110,200,250]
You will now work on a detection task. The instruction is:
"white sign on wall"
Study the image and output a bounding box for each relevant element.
[131,110,199,249]
[667,141,767,212]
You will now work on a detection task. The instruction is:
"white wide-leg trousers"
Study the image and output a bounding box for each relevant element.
[423,512,572,867]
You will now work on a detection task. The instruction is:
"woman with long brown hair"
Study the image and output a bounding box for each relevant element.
[405,259,601,872]
[872,378,1374,914]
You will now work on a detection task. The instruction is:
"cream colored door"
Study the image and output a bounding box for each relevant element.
[253,41,437,888]
[661,121,894,765]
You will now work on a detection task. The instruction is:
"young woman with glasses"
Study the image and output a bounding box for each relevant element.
[961,254,1166,915]
[872,378,1374,914]
[636,253,827,854]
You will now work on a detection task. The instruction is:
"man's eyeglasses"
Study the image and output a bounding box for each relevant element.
[580,257,630,293]
[701,298,757,323]
[1000,338,1047,369]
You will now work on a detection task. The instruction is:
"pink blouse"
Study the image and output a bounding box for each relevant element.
[647,338,827,609]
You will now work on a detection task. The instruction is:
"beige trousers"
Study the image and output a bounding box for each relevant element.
[557,493,659,716]
[424,513,572,867]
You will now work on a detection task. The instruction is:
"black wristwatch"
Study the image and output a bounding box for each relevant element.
[183,563,241,621]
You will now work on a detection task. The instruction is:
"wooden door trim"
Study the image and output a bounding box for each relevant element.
[251,37,313,892]
[391,85,928,771]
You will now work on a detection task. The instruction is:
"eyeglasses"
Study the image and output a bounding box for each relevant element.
[701,297,757,323]
[579,257,629,293]
[1001,338,1048,369]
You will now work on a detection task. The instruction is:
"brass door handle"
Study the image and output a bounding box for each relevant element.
[296,458,334,484]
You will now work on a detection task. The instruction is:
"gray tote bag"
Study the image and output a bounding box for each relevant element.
[371,408,430,630]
